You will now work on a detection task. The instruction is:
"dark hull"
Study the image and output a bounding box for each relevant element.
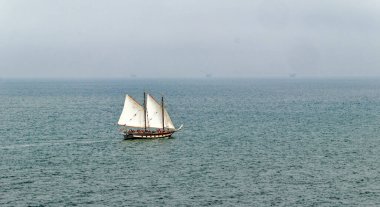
[123,131,175,139]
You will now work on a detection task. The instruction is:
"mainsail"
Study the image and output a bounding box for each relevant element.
[118,95,145,128]
[146,94,176,130]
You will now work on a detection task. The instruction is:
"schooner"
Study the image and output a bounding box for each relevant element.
[118,92,182,139]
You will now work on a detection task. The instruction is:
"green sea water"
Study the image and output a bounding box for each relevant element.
[0,78,379,206]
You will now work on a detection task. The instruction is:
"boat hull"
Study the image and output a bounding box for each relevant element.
[123,131,175,139]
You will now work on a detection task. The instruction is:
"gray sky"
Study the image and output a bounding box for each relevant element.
[1,0,380,78]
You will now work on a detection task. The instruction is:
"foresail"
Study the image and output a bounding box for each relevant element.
[118,95,145,128]
[146,94,163,128]
[146,94,176,130]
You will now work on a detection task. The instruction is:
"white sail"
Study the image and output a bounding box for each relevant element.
[118,95,145,128]
[163,108,176,130]
[146,94,176,130]
[146,94,163,129]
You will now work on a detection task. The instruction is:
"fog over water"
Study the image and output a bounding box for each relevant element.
[1,0,380,78]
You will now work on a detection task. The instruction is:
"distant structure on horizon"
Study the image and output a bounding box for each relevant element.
[206,74,212,78]
[289,73,297,78]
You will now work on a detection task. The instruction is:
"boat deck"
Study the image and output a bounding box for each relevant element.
[123,131,174,139]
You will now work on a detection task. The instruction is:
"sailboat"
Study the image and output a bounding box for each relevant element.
[118,92,183,139]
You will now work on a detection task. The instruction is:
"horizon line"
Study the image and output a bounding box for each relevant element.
[2,74,380,80]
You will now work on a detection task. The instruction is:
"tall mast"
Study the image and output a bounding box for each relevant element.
[144,92,147,131]
[161,96,164,131]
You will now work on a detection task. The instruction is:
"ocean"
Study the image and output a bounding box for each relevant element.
[0,78,379,206]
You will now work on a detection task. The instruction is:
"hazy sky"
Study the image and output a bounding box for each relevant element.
[1,0,380,78]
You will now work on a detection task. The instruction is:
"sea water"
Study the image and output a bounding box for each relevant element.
[0,78,379,206]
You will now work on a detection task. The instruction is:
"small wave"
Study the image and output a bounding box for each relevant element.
[0,139,113,149]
